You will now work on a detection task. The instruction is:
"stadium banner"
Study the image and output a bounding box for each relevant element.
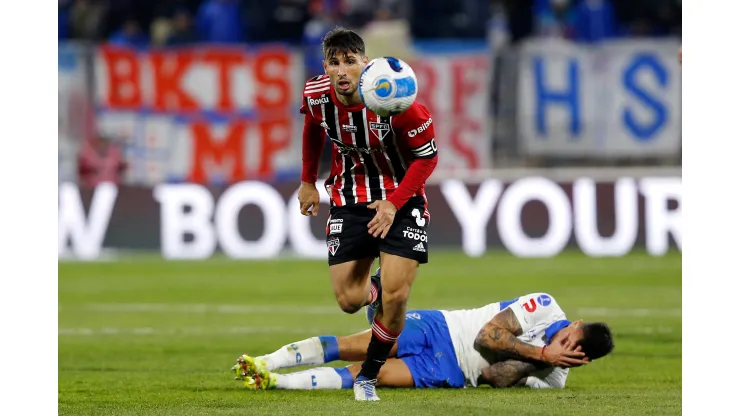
[59,176,681,261]
[59,42,89,183]
[516,38,681,157]
[87,43,492,187]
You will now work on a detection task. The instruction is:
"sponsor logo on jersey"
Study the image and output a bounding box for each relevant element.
[537,294,552,306]
[342,124,358,133]
[328,136,386,155]
[327,236,340,256]
[523,298,537,313]
[329,223,342,235]
[308,96,330,106]
[403,229,427,242]
[407,117,433,137]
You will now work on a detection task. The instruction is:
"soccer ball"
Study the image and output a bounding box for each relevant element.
[359,57,418,117]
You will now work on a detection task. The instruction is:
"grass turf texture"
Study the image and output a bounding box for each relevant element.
[59,251,681,415]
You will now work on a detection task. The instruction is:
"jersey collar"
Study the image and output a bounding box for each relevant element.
[330,83,365,112]
[545,320,572,345]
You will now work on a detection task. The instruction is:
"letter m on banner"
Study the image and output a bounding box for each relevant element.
[188,121,247,183]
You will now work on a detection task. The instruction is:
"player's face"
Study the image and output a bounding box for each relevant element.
[551,320,585,348]
[323,51,369,97]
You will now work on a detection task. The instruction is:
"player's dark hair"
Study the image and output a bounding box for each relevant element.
[322,27,365,59]
[578,322,614,360]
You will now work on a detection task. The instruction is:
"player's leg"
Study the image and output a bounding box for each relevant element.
[329,258,376,314]
[354,199,428,400]
[241,359,415,391]
[326,206,381,314]
[355,254,418,383]
[245,329,398,372]
[347,359,415,387]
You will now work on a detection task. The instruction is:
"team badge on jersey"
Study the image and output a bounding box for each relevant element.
[369,121,390,141]
[537,294,552,306]
[327,237,340,256]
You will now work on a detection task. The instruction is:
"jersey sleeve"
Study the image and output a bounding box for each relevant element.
[525,367,569,389]
[300,76,329,183]
[506,293,568,337]
[392,101,437,159]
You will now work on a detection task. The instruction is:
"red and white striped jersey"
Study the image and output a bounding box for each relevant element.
[300,74,438,208]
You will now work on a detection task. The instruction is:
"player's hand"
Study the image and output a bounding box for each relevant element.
[367,200,397,239]
[298,182,320,216]
[542,341,589,368]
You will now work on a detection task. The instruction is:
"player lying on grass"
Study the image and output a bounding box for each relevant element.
[231,272,614,391]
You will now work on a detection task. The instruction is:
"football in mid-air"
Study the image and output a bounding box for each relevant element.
[359,57,418,117]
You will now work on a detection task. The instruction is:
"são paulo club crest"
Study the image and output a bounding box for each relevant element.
[327,237,340,256]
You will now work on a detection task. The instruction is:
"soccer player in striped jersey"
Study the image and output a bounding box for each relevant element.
[232,291,612,391]
[296,28,439,401]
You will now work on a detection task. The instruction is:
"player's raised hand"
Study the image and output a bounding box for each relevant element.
[542,340,590,368]
[298,182,320,216]
[367,200,397,239]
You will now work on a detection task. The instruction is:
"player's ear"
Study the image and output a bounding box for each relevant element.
[323,60,327,74]
[362,55,369,65]
[570,319,584,328]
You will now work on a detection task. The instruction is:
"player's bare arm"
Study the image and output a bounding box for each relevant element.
[474,308,589,368]
[478,359,538,388]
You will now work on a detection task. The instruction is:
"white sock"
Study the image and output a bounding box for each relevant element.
[258,336,339,371]
[275,367,354,390]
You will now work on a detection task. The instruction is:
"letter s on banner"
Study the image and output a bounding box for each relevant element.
[154,184,216,259]
[497,177,572,257]
[214,181,287,259]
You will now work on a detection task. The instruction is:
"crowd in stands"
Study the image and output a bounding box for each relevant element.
[58,0,681,48]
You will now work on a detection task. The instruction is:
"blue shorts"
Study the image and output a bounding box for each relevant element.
[396,310,465,389]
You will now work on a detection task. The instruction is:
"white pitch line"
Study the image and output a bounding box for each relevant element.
[58,326,364,336]
[57,325,677,337]
[576,307,681,318]
[60,303,682,318]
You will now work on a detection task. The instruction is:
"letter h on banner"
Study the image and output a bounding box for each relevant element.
[534,57,581,138]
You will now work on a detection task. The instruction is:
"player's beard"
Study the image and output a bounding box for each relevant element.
[335,79,356,97]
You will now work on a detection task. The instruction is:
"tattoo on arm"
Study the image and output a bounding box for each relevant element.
[479,360,537,388]
[474,308,543,362]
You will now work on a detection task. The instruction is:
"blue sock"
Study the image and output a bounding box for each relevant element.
[334,367,355,389]
[318,335,340,362]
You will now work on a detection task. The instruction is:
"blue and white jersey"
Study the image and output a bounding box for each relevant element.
[439,293,571,388]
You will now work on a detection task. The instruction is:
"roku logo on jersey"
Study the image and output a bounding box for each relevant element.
[407,117,433,137]
[307,97,330,106]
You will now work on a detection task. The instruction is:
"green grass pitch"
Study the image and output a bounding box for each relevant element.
[59,250,681,415]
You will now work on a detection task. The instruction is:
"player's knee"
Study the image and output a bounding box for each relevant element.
[335,293,363,314]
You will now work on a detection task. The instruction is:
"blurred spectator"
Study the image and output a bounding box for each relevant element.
[572,0,619,43]
[108,17,150,49]
[196,0,245,43]
[534,0,576,39]
[59,0,72,40]
[77,134,128,188]
[70,0,108,40]
[360,7,415,61]
[166,8,199,45]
